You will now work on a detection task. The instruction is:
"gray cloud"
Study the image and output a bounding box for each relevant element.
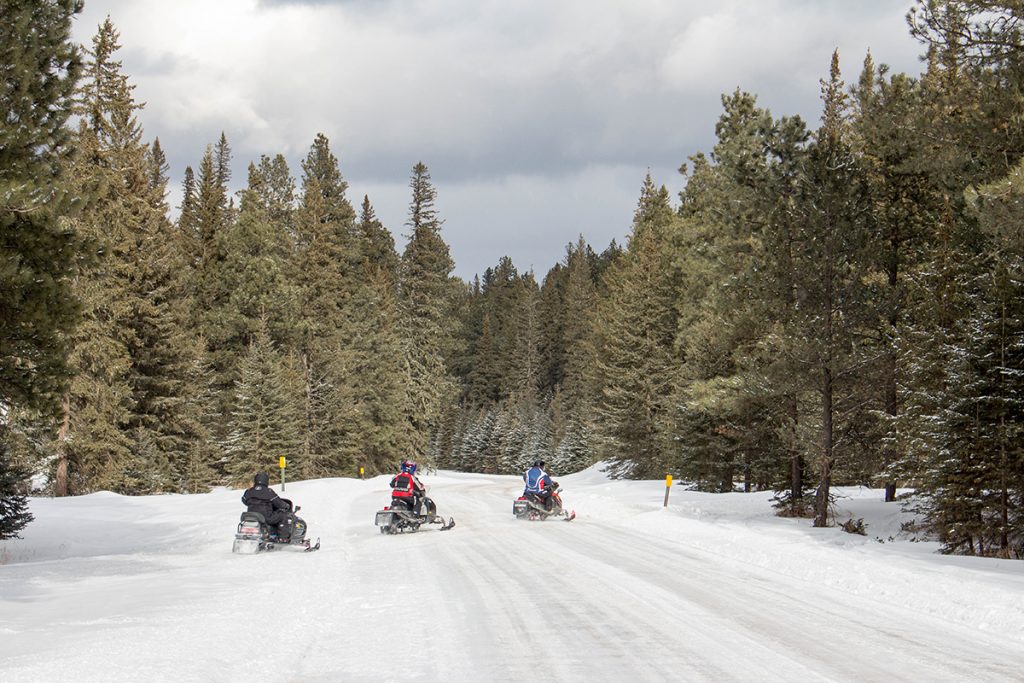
[73,0,924,279]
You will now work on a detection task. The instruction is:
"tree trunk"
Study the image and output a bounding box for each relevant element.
[720,466,733,493]
[814,367,834,528]
[54,393,71,497]
[302,353,313,463]
[884,482,897,503]
[883,227,900,502]
[788,395,803,509]
[883,346,898,503]
[815,234,836,528]
[999,303,1008,553]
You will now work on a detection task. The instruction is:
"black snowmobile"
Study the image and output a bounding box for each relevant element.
[513,486,575,521]
[232,499,320,553]
[375,496,455,534]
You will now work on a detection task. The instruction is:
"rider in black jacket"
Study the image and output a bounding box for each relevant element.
[241,472,291,535]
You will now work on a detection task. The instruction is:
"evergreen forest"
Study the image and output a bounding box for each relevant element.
[2,0,1023,558]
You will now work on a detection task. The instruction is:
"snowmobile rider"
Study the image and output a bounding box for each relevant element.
[390,459,426,515]
[241,472,292,537]
[523,460,557,512]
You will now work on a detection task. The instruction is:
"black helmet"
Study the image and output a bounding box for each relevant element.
[533,460,545,468]
[254,472,270,487]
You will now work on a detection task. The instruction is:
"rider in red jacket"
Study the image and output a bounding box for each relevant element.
[390,459,425,514]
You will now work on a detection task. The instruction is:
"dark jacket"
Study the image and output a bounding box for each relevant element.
[241,484,289,519]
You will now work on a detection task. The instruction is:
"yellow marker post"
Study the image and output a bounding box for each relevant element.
[279,456,287,491]
[359,466,365,480]
[663,474,673,507]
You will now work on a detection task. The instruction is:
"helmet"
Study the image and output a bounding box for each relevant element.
[533,460,545,468]
[401,459,417,475]
[254,472,270,487]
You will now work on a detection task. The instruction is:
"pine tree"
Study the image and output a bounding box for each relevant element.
[248,154,296,231]
[124,136,207,492]
[53,19,207,494]
[884,3,1024,554]
[524,401,553,472]
[433,408,468,471]
[553,418,592,475]
[359,195,400,280]
[679,92,813,498]
[454,409,489,472]
[792,52,874,526]
[508,272,544,403]
[498,403,525,474]
[177,165,199,267]
[337,267,414,476]
[484,406,511,474]
[184,137,241,464]
[537,263,568,396]
[1,0,86,519]
[292,135,359,347]
[0,439,33,539]
[908,1,1024,82]
[290,133,361,476]
[916,159,1024,556]
[849,54,951,502]
[224,323,304,484]
[560,237,599,429]
[190,135,233,320]
[593,174,678,478]
[399,162,458,458]
[56,18,145,494]
[221,164,300,352]
[0,0,84,418]
[177,337,216,493]
[458,257,526,406]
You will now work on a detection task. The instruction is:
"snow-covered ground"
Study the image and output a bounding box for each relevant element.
[2,466,1023,682]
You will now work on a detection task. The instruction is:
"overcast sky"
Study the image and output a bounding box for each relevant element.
[72,0,925,280]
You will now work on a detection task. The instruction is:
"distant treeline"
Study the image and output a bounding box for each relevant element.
[2,1,1022,557]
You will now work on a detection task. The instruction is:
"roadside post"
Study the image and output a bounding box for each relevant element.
[359,466,364,479]
[280,456,287,491]
[663,474,673,507]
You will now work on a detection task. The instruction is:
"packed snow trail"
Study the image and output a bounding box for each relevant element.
[2,469,1024,682]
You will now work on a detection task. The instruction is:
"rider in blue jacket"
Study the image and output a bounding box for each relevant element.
[523,460,557,511]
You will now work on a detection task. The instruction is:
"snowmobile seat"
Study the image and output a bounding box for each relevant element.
[240,511,266,524]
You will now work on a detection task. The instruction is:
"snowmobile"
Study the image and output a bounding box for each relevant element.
[232,499,320,553]
[375,495,455,534]
[513,486,575,521]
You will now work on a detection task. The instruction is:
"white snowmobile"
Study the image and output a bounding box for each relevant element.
[232,499,320,553]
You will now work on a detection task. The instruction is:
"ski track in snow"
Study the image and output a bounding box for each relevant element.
[2,468,1024,682]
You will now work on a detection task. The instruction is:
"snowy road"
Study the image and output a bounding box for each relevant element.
[3,468,1024,681]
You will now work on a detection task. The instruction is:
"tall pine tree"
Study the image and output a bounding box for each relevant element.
[594,174,678,478]
[1,0,85,522]
[399,162,458,459]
